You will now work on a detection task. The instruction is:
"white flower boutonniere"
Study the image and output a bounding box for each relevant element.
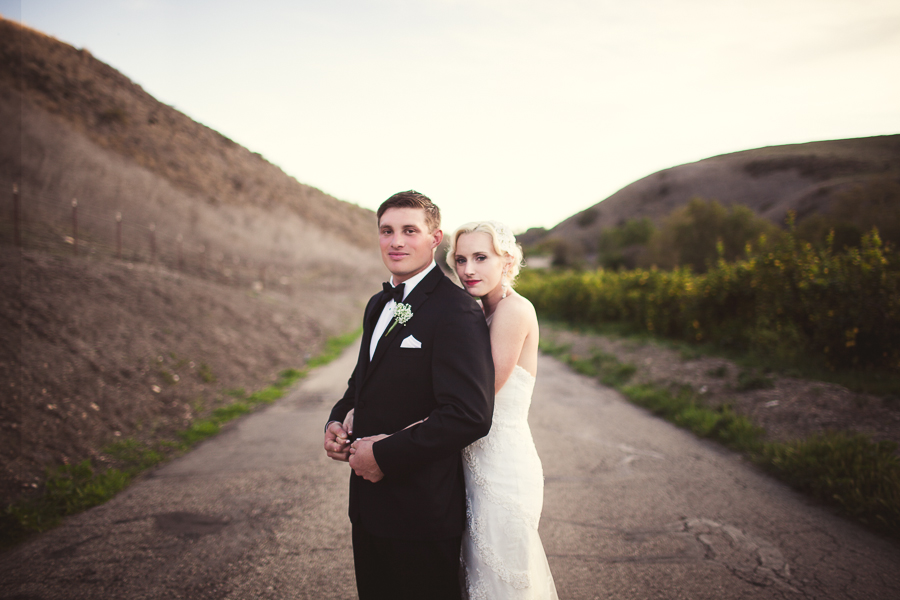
[385,302,413,337]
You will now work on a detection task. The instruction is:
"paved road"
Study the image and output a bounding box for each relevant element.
[2,340,899,599]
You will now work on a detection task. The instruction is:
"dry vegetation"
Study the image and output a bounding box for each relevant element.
[0,17,386,508]
[0,250,379,505]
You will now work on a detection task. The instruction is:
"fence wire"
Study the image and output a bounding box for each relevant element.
[2,183,302,293]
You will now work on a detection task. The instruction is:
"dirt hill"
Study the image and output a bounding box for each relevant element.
[0,17,375,247]
[0,18,386,507]
[527,134,900,253]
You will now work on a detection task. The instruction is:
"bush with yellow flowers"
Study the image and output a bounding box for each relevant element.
[518,226,899,371]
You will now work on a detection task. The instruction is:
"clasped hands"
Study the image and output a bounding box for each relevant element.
[324,409,387,483]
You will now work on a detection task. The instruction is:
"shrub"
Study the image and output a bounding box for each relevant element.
[597,218,656,270]
[796,179,900,251]
[641,198,781,273]
[550,239,585,268]
[518,227,900,372]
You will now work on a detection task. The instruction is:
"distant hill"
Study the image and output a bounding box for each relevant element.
[529,135,900,253]
[0,17,384,507]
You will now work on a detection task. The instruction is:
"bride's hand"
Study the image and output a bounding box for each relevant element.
[345,417,427,458]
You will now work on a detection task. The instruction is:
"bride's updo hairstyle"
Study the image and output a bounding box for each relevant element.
[446,220,525,288]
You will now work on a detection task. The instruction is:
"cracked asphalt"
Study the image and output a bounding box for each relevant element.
[1,339,899,599]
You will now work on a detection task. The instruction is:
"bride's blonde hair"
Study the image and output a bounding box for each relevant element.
[445,220,525,288]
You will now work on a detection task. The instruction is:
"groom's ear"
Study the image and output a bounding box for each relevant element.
[431,228,444,249]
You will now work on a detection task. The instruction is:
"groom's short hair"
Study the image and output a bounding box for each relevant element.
[377,190,441,233]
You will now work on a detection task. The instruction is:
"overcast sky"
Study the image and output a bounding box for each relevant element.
[2,0,899,233]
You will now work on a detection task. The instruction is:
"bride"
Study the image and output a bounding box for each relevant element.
[448,221,558,600]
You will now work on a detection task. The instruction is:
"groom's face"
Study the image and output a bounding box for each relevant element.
[379,207,443,284]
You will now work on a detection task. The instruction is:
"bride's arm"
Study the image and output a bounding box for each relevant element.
[488,299,532,393]
[350,418,427,459]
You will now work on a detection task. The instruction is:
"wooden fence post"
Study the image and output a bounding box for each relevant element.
[71,198,78,256]
[12,183,20,247]
[149,223,156,264]
[116,212,122,259]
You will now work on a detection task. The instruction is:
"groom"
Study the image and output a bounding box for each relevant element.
[324,190,494,599]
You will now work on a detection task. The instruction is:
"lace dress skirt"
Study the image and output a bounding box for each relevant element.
[461,365,559,599]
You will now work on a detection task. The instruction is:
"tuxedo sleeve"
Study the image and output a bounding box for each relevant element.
[326,295,378,428]
[327,367,357,428]
[372,298,494,477]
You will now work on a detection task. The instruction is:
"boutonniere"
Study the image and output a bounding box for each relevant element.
[385,303,413,337]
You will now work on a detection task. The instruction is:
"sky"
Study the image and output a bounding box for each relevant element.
[2,0,899,234]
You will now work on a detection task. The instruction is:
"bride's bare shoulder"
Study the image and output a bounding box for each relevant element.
[492,291,537,325]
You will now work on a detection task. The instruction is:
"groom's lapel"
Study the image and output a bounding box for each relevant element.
[359,292,389,382]
[364,266,443,385]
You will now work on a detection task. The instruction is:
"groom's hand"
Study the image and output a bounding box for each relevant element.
[349,436,386,482]
[324,421,351,462]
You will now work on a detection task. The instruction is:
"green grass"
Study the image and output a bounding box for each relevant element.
[758,433,900,536]
[175,367,323,447]
[706,365,729,378]
[103,438,166,471]
[541,332,900,539]
[1,328,362,550]
[541,340,638,388]
[211,402,252,422]
[540,319,900,397]
[306,327,362,368]
[735,369,776,391]
[197,362,215,383]
[621,384,764,453]
[178,420,222,445]
[2,462,131,541]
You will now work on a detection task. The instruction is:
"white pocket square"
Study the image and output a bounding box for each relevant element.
[400,335,422,349]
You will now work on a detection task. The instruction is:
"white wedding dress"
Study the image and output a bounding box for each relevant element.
[461,363,559,599]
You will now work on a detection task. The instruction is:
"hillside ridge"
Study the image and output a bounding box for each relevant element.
[526,134,900,252]
[0,17,375,249]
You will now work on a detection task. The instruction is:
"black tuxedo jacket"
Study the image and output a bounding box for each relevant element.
[328,265,494,540]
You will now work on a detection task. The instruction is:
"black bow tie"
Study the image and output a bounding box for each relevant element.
[382,281,405,303]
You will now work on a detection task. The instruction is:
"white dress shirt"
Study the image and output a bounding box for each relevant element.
[369,261,436,360]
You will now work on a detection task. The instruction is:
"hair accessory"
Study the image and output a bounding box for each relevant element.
[488,221,518,258]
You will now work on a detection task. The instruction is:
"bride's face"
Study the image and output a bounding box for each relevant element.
[454,232,507,298]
